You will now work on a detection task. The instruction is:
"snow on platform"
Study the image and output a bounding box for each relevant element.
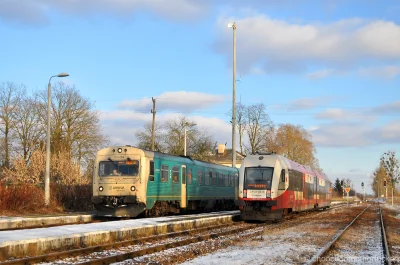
[0,211,238,260]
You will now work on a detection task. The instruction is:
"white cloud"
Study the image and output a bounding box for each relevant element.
[306,69,335,80]
[0,0,207,25]
[359,65,400,79]
[214,16,400,74]
[100,108,232,147]
[117,91,226,113]
[315,108,350,120]
[372,101,400,115]
[311,122,373,147]
[287,97,331,111]
[374,120,400,143]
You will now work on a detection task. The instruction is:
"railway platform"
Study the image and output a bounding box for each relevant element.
[0,212,95,230]
[0,211,239,261]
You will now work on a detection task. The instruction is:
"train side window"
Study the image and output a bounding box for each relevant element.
[172,166,179,183]
[212,172,217,185]
[161,165,169,182]
[278,169,286,190]
[149,160,154,182]
[235,173,238,187]
[205,170,211,185]
[216,172,220,186]
[187,168,192,184]
[197,170,203,185]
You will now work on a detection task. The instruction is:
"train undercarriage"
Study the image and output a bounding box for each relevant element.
[92,196,237,218]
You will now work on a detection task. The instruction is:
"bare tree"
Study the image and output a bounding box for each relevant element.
[0,82,25,169]
[164,117,198,156]
[380,151,399,205]
[136,116,215,161]
[244,103,273,154]
[36,82,107,177]
[11,96,44,163]
[371,164,387,198]
[135,122,165,152]
[265,123,320,170]
[236,102,246,155]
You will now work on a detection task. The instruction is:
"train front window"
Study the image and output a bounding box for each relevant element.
[244,167,274,189]
[98,160,139,177]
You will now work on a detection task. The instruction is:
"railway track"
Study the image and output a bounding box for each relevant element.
[307,204,390,265]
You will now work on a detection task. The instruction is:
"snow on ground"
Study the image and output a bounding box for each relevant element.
[181,204,393,265]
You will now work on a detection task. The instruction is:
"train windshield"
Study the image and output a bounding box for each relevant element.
[244,167,274,189]
[98,160,139,177]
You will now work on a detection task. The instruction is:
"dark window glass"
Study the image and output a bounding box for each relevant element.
[187,168,192,184]
[216,172,221,186]
[244,167,273,189]
[149,160,155,181]
[197,170,203,185]
[278,169,285,190]
[205,170,211,185]
[161,165,169,182]
[99,160,139,177]
[172,166,179,183]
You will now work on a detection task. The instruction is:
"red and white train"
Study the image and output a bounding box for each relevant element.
[238,152,332,221]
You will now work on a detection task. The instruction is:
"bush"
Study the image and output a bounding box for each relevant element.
[53,184,93,212]
[0,183,93,215]
[0,184,47,215]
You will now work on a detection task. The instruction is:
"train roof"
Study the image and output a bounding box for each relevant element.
[98,145,238,172]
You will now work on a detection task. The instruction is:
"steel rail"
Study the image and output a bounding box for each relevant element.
[306,205,371,265]
[380,205,391,265]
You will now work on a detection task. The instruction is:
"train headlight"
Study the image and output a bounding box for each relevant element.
[130,186,136,191]
[117,148,122,153]
[99,186,104,192]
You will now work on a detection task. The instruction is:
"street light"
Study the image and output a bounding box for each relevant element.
[45,72,69,206]
[228,22,237,168]
[184,122,196,156]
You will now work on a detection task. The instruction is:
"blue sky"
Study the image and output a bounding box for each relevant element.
[1,0,399,194]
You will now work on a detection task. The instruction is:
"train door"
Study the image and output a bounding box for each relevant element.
[181,165,187,208]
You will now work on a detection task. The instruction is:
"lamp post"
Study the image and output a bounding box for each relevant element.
[45,72,69,206]
[184,122,196,156]
[228,22,237,168]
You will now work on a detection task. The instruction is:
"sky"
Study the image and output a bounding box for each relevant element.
[0,0,399,194]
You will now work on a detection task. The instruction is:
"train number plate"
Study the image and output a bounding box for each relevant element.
[247,189,267,199]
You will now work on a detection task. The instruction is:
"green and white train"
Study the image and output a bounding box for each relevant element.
[92,146,239,217]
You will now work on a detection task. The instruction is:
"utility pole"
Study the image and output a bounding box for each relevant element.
[151,97,156,151]
[228,22,237,168]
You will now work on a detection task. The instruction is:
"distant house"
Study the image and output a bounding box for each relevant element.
[211,144,245,168]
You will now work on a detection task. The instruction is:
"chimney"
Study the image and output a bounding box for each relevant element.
[217,144,225,154]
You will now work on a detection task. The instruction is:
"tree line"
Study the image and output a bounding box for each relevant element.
[135,102,321,171]
[371,151,399,204]
[331,151,399,201]
[0,82,107,185]
[1,82,323,185]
